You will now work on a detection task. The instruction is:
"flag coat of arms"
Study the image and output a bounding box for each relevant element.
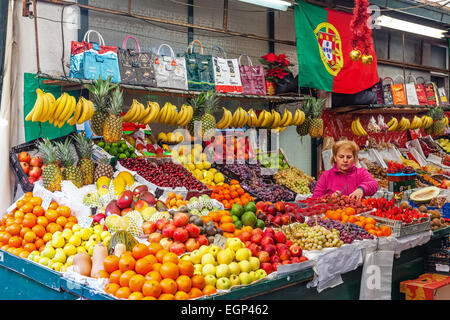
[294,1,379,94]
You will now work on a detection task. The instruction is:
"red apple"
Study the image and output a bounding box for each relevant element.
[252,228,264,236]
[279,250,291,261]
[280,214,290,225]
[160,237,174,250]
[28,176,37,184]
[162,223,177,238]
[29,166,42,178]
[173,212,189,227]
[170,241,186,256]
[274,231,287,244]
[276,243,289,252]
[299,256,308,262]
[261,236,274,247]
[155,218,169,230]
[18,151,30,163]
[92,213,105,224]
[20,162,30,174]
[185,224,200,238]
[185,238,200,252]
[261,262,273,274]
[266,205,276,215]
[133,185,148,198]
[117,190,133,209]
[272,262,281,271]
[289,245,302,257]
[291,257,300,264]
[142,221,156,235]
[263,227,275,237]
[29,157,42,167]
[120,208,133,216]
[275,201,285,213]
[148,232,162,243]
[263,244,277,257]
[244,240,252,249]
[173,227,189,243]
[282,260,291,265]
[257,251,270,263]
[256,201,265,210]
[286,240,293,247]
[250,233,263,245]
[134,200,149,212]
[197,234,209,246]
[272,216,283,226]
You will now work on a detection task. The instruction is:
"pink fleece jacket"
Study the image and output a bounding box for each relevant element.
[312,163,378,199]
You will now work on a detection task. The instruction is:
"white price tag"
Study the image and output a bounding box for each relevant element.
[213,234,227,249]
[78,216,93,229]
[436,264,450,273]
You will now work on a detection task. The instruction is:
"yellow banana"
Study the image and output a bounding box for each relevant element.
[278,109,289,127]
[68,97,83,126]
[44,93,56,121]
[52,92,69,122]
[295,109,305,126]
[290,109,300,126]
[59,96,76,128]
[181,105,193,126]
[247,109,257,127]
[238,107,248,128]
[171,105,179,125]
[388,117,398,131]
[279,109,292,127]
[271,111,281,128]
[255,110,266,127]
[77,98,91,124]
[351,120,359,136]
[57,93,74,122]
[122,100,138,122]
[175,105,186,126]
[443,116,449,127]
[49,94,65,124]
[128,100,142,123]
[84,100,95,123]
[27,89,44,122]
[37,93,49,122]
[216,107,230,129]
[260,110,273,128]
[355,118,367,136]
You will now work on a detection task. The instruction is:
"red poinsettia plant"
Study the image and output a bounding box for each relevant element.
[259,53,294,84]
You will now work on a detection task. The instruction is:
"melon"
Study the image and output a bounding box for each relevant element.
[107,230,138,255]
[410,186,440,204]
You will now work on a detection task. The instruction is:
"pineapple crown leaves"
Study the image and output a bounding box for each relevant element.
[85,76,118,111]
[55,138,77,168]
[108,86,124,116]
[36,138,58,165]
[73,133,93,159]
[203,90,220,115]
[433,106,444,121]
[309,97,326,118]
[189,92,208,116]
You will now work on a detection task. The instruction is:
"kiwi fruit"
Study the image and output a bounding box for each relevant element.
[419,205,427,213]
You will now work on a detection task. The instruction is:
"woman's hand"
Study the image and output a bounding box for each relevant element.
[349,187,364,201]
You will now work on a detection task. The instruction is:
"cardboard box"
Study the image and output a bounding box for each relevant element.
[400,273,450,300]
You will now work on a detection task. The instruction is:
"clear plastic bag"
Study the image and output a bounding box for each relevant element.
[377,115,389,132]
[367,116,381,133]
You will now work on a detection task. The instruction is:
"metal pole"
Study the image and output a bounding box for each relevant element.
[402,32,406,83]
[188,0,193,44]
[33,0,41,74]
[223,0,228,31]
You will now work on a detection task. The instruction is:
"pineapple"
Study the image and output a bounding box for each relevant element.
[200,91,219,138]
[86,76,118,136]
[187,92,207,136]
[103,87,123,143]
[296,98,312,137]
[36,138,63,192]
[73,133,95,185]
[432,106,445,135]
[425,108,435,135]
[55,138,83,188]
[308,98,325,138]
[94,157,114,181]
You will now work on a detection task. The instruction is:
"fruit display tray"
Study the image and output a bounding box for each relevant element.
[9,131,78,193]
[361,212,431,238]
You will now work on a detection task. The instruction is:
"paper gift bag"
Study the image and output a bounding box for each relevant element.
[382,77,394,105]
[405,75,420,105]
[391,76,407,105]
[212,46,243,94]
[154,44,188,91]
[239,54,266,95]
[415,77,429,105]
[183,40,215,91]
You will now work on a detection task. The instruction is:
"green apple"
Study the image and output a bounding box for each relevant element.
[202,263,216,276]
[238,260,251,273]
[249,256,260,271]
[255,269,267,279]
[89,234,101,243]
[72,224,82,232]
[41,245,56,259]
[209,245,221,258]
[77,246,87,254]
[235,248,250,262]
[81,228,93,241]
[249,271,257,283]
[62,229,73,241]
[93,224,103,235]
[100,231,111,241]
[63,244,77,257]
[216,277,231,290]
[47,259,54,267]
[38,256,50,266]
[229,274,240,287]
[66,255,74,266]
[51,262,63,272]
[226,238,243,252]
[239,272,251,285]
[190,249,202,264]
[204,274,217,287]
[199,245,210,256]
[217,250,233,265]
[193,264,203,275]
[51,236,65,249]
[201,253,216,266]
[54,249,67,263]
[32,254,41,263]
[228,262,241,275]
[28,250,40,261]
[215,264,231,278]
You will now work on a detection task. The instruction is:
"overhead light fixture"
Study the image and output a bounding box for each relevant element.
[375,15,447,39]
[238,0,292,11]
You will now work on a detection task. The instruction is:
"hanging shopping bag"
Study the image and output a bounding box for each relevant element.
[425,82,438,106]
[183,40,215,91]
[238,54,266,95]
[391,76,407,105]
[405,75,420,105]
[359,249,395,300]
[382,77,394,105]
[371,78,384,104]
[69,30,121,83]
[118,35,156,87]
[415,77,428,105]
[154,44,188,91]
[212,46,243,94]
[437,87,449,106]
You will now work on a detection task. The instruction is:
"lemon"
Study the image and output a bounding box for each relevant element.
[203,171,214,180]
[209,168,217,174]
[202,161,211,169]
[214,172,225,184]
[187,163,196,171]
[158,132,167,142]
[195,162,204,170]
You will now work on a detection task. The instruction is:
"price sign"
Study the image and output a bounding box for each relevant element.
[213,234,227,249]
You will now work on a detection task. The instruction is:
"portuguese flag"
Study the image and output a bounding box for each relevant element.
[294,1,379,94]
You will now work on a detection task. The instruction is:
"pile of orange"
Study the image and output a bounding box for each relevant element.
[104,242,217,300]
[165,192,188,209]
[324,208,392,237]
[201,210,237,237]
[209,180,255,209]
[0,192,78,258]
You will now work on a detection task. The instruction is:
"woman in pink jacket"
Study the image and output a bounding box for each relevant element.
[312,140,378,200]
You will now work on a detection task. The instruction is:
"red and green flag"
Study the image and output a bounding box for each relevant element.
[294,0,379,94]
